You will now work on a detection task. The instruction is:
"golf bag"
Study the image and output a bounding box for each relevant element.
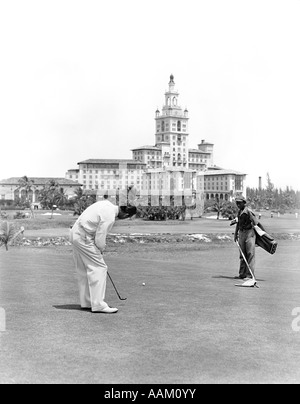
[254,223,278,255]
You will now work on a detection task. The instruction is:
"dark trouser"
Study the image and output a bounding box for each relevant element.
[238,228,256,278]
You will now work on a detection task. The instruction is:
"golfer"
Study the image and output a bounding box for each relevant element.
[70,195,136,314]
[234,196,258,280]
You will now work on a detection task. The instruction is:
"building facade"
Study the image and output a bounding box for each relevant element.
[65,75,246,204]
[66,159,146,192]
[204,168,246,201]
[0,177,81,206]
[0,76,245,211]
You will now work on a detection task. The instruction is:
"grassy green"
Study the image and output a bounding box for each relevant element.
[3,210,76,230]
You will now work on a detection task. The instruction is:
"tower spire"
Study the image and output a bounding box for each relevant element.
[154,75,189,168]
[169,74,175,91]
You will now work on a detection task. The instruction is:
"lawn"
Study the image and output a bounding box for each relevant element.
[0,240,300,384]
[2,209,76,231]
[2,208,300,236]
[0,210,300,384]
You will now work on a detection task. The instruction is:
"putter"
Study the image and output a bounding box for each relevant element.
[107,272,127,300]
[235,240,258,288]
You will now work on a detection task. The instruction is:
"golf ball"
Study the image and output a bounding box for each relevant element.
[142,283,145,286]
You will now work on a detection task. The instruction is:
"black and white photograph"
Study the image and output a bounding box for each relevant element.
[0,0,300,387]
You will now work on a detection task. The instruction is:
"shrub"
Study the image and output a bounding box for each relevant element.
[0,200,14,207]
[14,211,27,219]
[0,206,25,211]
[0,211,9,220]
[136,205,186,221]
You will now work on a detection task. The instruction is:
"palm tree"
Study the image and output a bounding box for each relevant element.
[38,180,67,219]
[52,186,67,218]
[17,176,35,218]
[74,187,84,199]
[204,196,222,219]
[0,222,24,251]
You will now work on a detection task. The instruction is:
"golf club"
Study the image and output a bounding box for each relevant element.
[107,272,127,300]
[235,240,258,288]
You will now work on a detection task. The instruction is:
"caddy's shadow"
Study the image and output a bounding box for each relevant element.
[212,275,265,282]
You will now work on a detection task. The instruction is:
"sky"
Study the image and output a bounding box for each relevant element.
[0,0,299,190]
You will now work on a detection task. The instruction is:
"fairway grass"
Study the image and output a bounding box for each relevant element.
[0,239,300,384]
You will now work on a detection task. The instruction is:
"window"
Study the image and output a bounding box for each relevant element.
[235,176,242,190]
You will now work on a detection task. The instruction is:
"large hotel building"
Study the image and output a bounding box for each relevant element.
[66,75,246,203]
[0,76,246,207]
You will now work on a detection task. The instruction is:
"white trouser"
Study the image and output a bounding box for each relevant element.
[71,223,109,311]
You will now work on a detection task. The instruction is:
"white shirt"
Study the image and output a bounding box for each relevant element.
[76,200,119,252]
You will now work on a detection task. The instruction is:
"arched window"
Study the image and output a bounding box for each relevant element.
[173,97,177,106]
[177,121,181,132]
[21,189,26,202]
[14,189,20,202]
[161,121,165,132]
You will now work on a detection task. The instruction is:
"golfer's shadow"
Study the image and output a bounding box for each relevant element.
[212,275,265,282]
[53,304,91,312]
[212,275,237,280]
